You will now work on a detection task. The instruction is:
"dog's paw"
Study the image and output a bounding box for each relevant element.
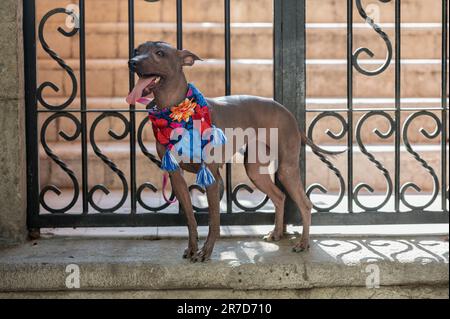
[263,230,283,242]
[182,246,197,259]
[191,246,213,263]
[292,237,310,253]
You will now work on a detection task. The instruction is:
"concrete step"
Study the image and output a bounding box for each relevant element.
[36,0,443,24]
[38,22,273,60]
[39,96,446,144]
[37,58,444,99]
[307,0,444,23]
[37,22,445,60]
[307,23,446,60]
[0,236,447,297]
[39,141,446,193]
[36,0,274,24]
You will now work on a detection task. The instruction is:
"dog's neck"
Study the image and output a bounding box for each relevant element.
[153,73,188,109]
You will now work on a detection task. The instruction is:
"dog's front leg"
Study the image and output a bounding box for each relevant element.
[168,170,198,260]
[194,167,221,262]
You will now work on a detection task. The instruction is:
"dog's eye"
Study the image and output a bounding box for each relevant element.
[155,50,165,57]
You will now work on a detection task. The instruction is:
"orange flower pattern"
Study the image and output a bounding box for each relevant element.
[169,98,198,122]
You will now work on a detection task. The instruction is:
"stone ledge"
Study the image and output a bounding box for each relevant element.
[0,286,448,299]
[0,236,448,295]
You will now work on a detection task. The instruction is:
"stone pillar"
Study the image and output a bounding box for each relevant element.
[0,0,27,244]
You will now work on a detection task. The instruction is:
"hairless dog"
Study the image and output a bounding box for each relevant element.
[127,41,340,262]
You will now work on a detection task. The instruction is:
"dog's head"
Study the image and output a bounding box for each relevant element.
[126,41,201,105]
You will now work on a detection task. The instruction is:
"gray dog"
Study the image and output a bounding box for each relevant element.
[127,41,338,262]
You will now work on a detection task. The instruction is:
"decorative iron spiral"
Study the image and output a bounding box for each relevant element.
[88,112,130,212]
[190,182,225,212]
[37,8,78,110]
[353,0,393,76]
[40,112,81,213]
[400,111,441,210]
[136,115,175,211]
[353,111,394,211]
[306,112,347,211]
[231,146,269,211]
[231,183,269,212]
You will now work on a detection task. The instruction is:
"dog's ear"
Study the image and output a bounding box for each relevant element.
[178,49,202,66]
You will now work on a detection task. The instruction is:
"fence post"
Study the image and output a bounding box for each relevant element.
[274,0,306,224]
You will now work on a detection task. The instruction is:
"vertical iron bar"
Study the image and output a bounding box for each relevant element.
[24,0,39,227]
[177,0,183,50]
[176,0,183,215]
[347,0,354,213]
[129,0,137,214]
[394,0,401,212]
[79,0,89,214]
[225,0,232,214]
[273,0,305,225]
[442,0,448,212]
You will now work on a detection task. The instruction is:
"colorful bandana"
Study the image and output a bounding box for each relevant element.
[147,83,226,188]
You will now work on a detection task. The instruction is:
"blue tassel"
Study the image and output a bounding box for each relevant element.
[210,125,227,147]
[161,148,179,171]
[196,163,215,188]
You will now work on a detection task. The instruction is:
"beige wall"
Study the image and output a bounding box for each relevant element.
[0,0,27,243]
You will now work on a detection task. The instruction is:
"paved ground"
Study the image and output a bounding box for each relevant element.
[0,234,447,298]
[41,224,449,239]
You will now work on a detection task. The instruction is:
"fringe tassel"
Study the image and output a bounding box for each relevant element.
[210,125,227,147]
[196,163,215,188]
[161,148,179,171]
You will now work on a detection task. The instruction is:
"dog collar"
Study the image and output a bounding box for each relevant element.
[148,83,227,188]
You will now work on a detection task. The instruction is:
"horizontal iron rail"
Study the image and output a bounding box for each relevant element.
[36,107,450,113]
[31,211,449,228]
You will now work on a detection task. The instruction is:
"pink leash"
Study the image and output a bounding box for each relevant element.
[162,172,177,203]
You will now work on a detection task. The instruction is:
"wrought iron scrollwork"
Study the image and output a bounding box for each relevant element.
[40,113,81,213]
[136,116,175,211]
[353,0,393,76]
[231,146,269,211]
[88,113,130,212]
[353,111,394,211]
[188,184,223,212]
[400,111,441,210]
[307,112,347,211]
[232,183,269,212]
[37,8,78,110]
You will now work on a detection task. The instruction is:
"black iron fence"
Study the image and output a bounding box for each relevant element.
[24,0,449,229]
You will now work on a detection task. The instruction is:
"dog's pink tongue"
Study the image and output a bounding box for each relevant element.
[126,76,156,105]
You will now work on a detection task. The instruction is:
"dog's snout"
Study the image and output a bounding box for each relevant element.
[128,58,137,71]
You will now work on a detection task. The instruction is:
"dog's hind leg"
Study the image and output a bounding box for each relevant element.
[244,155,286,242]
[277,164,312,252]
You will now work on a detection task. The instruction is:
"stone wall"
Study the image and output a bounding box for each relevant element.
[0,0,27,243]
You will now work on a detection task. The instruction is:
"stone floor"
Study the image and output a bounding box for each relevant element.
[0,235,448,298]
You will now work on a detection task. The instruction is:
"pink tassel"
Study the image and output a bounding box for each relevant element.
[162,172,177,203]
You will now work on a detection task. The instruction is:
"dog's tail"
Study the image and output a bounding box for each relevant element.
[300,131,346,157]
